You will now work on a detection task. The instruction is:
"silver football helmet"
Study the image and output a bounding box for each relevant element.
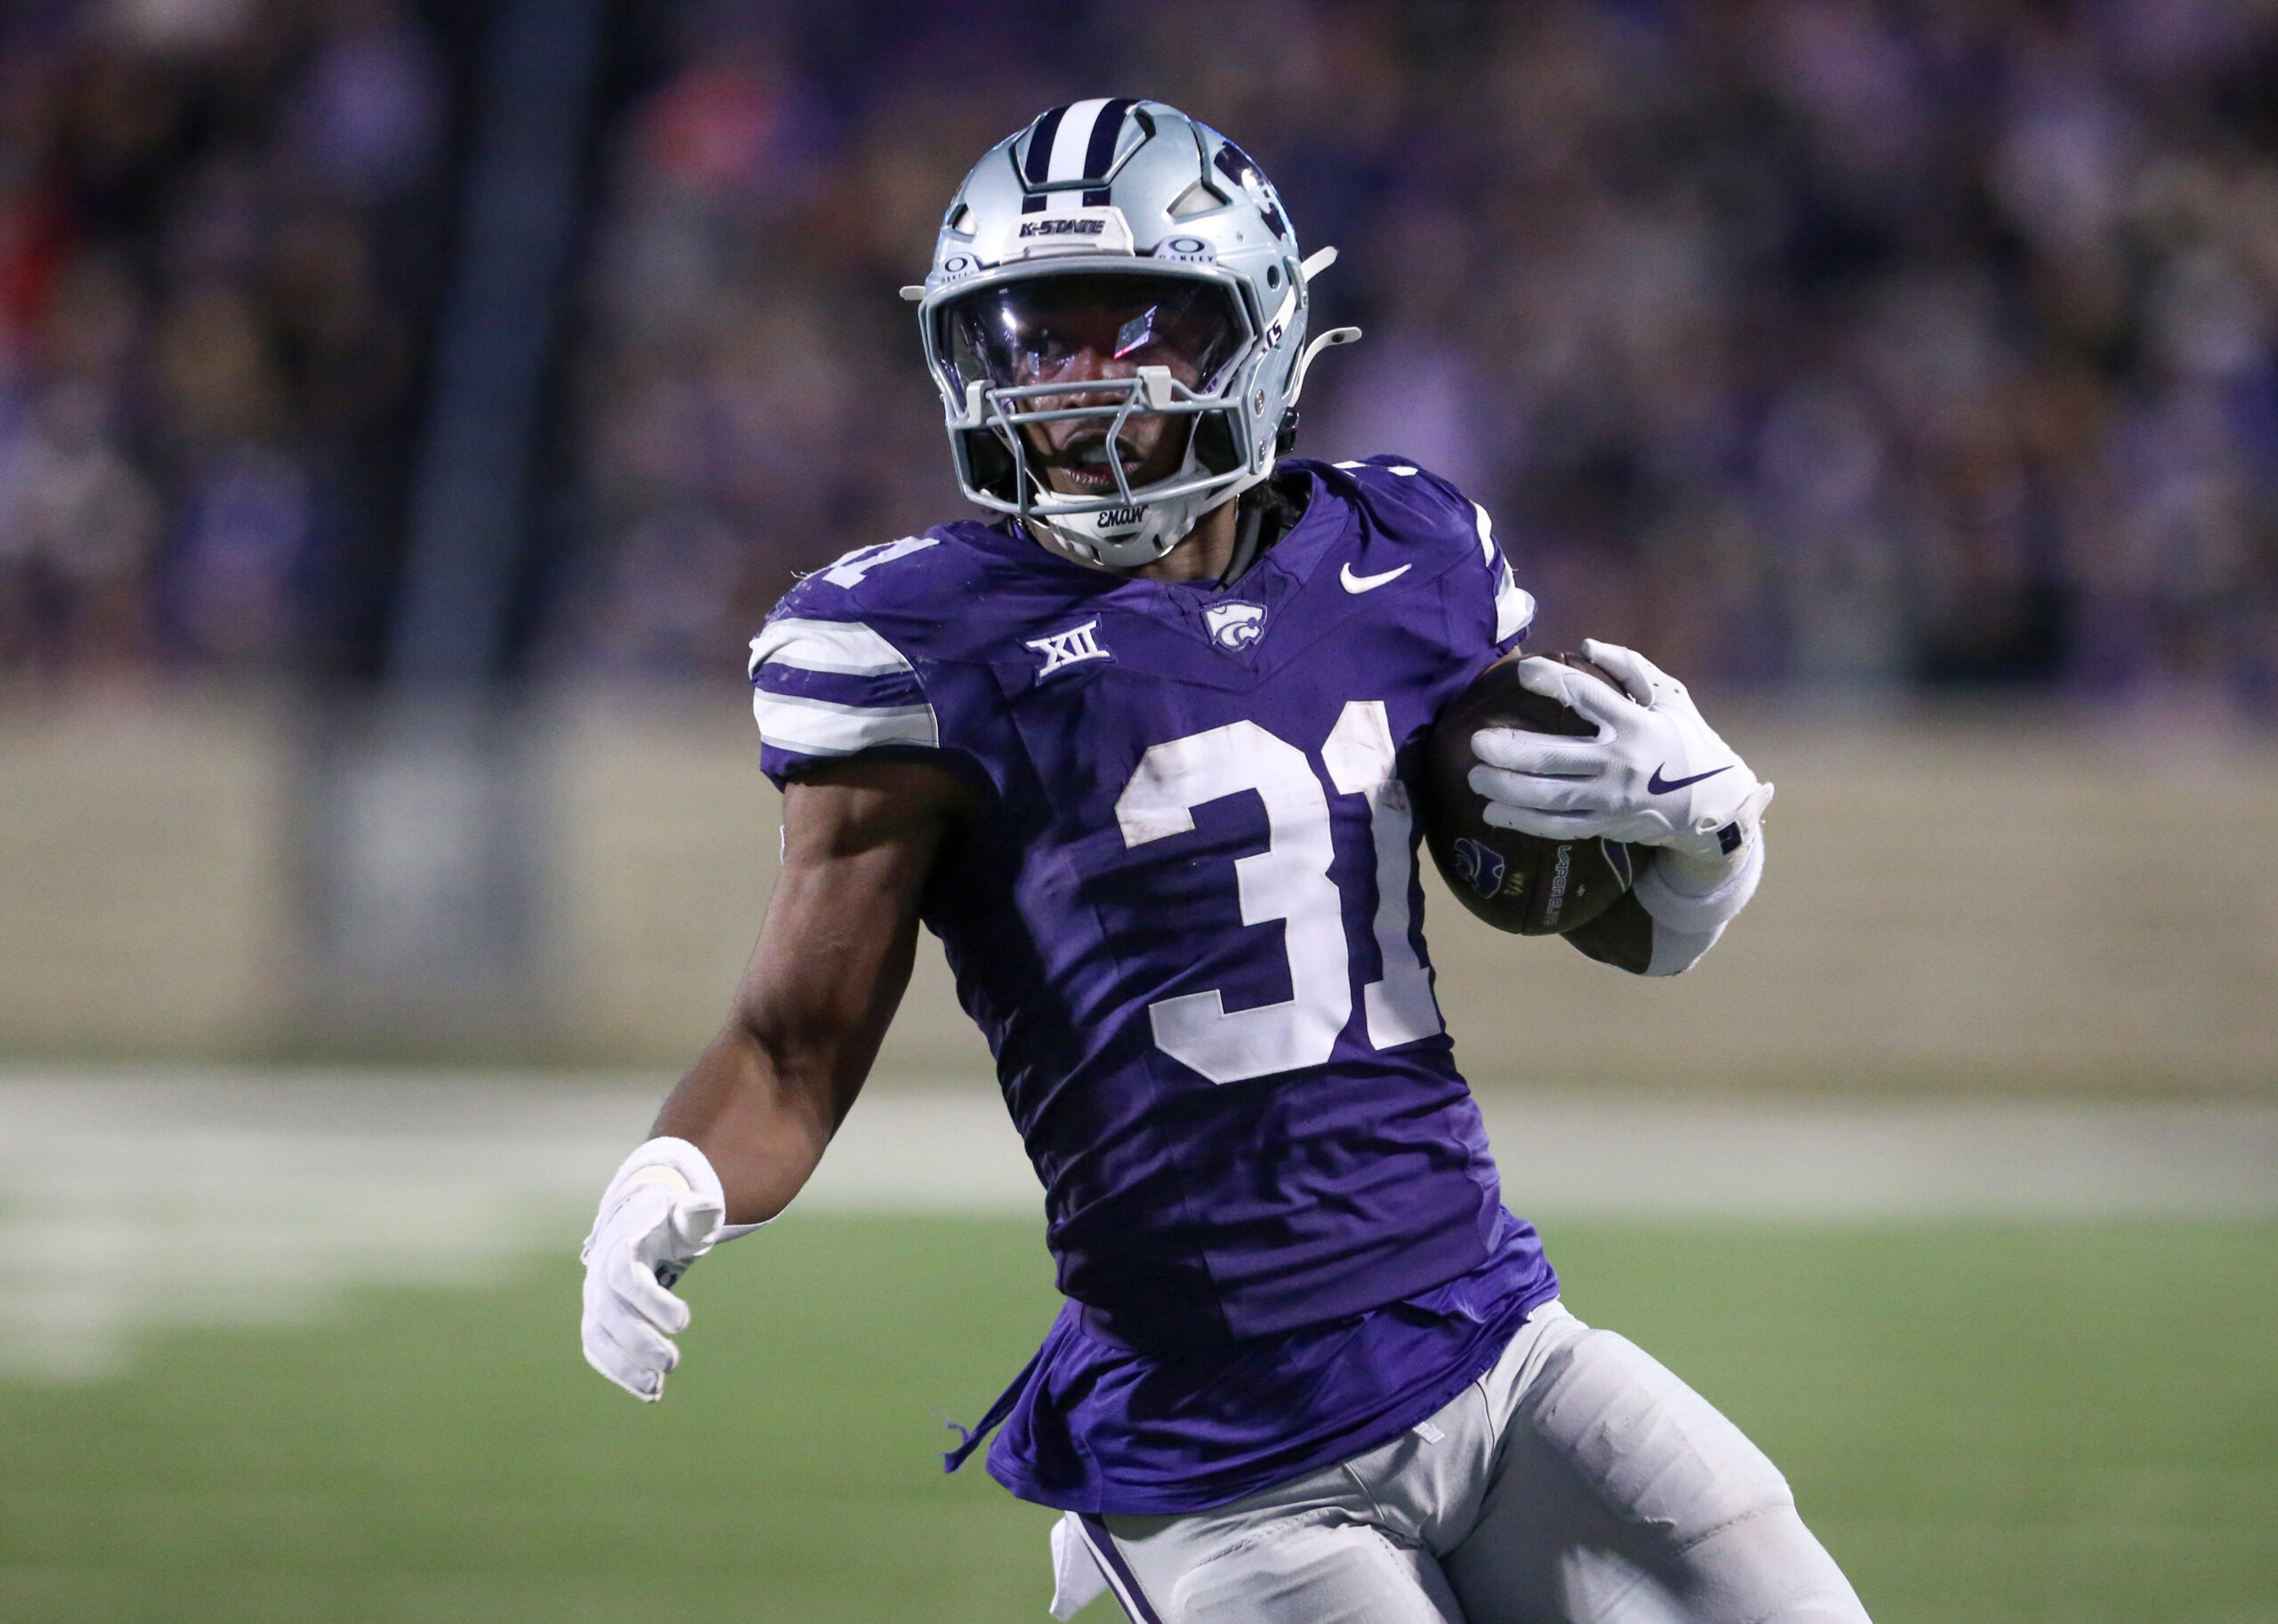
[905,99,1359,568]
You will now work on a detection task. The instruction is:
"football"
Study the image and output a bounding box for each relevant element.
[1420,652,1640,935]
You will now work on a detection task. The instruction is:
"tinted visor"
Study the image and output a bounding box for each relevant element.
[946,273,1245,396]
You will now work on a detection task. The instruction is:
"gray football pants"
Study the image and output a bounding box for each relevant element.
[1077,1301,1870,1623]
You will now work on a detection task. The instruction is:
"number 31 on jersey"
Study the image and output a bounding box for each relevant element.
[1115,702,1441,1085]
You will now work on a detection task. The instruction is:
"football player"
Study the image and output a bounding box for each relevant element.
[581,100,1862,1623]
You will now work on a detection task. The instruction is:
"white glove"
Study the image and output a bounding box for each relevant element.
[579,1136,727,1402]
[1467,639,1773,865]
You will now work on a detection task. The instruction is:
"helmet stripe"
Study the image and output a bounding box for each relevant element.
[1042,97,1112,182]
[1022,98,1136,193]
[1022,104,1069,186]
[1081,97,1135,181]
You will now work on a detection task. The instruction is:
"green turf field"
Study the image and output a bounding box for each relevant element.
[1,1217,2270,1623]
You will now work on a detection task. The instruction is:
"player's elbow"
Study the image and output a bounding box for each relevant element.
[727,998,832,1079]
[727,994,872,1120]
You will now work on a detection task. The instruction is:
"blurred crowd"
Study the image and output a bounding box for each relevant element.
[0,0,447,686]
[5,0,2276,710]
[555,0,2278,709]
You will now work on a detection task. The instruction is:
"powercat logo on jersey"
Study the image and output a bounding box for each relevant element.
[1025,619,1111,678]
[1204,602,1265,650]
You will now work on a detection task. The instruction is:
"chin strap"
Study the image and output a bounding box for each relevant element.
[1218,497,1265,586]
[1219,473,1309,586]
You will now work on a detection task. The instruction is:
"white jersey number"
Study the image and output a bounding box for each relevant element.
[1114,704,1440,1086]
[819,536,939,588]
[1322,700,1442,1050]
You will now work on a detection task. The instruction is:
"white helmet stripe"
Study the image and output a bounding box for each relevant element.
[1045,98,1116,182]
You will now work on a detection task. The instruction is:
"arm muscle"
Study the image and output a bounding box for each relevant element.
[650,758,971,1224]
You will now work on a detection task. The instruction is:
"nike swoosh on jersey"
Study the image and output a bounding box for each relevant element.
[1339,562,1411,594]
[1648,764,1733,795]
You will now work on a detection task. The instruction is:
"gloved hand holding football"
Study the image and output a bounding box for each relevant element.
[1468,639,1772,865]
[1421,650,1640,935]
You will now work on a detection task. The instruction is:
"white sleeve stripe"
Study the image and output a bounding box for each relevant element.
[752,691,939,755]
[1472,502,1496,565]
[748,618,912,678]
[1496,574,1536,642]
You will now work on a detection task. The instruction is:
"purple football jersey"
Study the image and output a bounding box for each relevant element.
[750,456,1558,1513]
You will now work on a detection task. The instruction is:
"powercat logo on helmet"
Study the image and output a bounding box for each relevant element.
[1213,138,1288,240]
[1019,217,1105,238]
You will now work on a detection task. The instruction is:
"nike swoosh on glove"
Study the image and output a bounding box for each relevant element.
[1466,638,1773,862]
[579,1137,726,1402]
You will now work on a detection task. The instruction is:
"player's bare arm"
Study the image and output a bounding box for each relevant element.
[579,757,968,1400]
[654,757,974,1224]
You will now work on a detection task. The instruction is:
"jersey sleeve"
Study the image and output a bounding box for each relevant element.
[1340,456,1534,658]
[747,613,946,788]
[1468,496,1536,657]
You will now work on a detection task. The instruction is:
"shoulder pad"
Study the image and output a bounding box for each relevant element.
[1321,454,1469,508]
[783,521,1132,670]
[780,531,968,616]
[1311,456,1485,567]
[1309,456,1531,642]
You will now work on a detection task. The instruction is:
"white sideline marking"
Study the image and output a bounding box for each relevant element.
[0,1071,2268,1379]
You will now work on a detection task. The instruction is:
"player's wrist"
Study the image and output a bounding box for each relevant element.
[586,1136,764,1266]
[1643,764,1773,861]
[1634,832,1764,934]
[597,1136,723,1218]
[1648,843,1749,893]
